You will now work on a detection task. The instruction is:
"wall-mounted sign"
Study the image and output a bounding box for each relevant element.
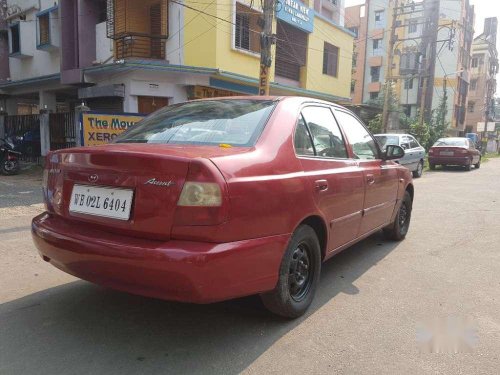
[81,112,145,146]
[187,85,243,99]
[276,0,314,33]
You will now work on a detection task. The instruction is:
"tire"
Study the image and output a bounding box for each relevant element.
[474,157,481,169]
[464,158,472,171]
[412,160,424,178]
[429,163,436,170]
[383,191,412,241]
[1,159,19,175]
[260,225,321,319]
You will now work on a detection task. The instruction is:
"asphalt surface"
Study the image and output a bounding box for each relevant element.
[0,160,499,374]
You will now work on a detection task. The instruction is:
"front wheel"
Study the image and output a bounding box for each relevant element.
[383,191,412,241]
[412,160,424,178]
[260,225,321,318]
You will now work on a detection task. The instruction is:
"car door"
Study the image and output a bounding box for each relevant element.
[333,109,399,236]
[408,136,425,164]
[295,106,365,252]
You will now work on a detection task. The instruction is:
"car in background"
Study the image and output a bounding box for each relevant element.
[32,97,414,318]
[374,133,425,178]
[428,137,481,171]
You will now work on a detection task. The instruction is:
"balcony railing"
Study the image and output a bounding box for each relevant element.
[114,34,166,60]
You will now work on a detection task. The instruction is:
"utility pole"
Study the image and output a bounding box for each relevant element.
[381,0,399,132]
[259,0,275,96]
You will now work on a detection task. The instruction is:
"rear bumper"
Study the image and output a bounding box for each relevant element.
[32,213,289,303]
[428,156,469,166]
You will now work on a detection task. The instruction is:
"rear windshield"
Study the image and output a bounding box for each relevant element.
[374,135,399,148]
[433,138,467,147]
[114,99,276,146]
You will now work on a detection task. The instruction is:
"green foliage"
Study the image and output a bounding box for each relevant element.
[367,114,383,134]
[408,114,430,148]
[426,95,449,149]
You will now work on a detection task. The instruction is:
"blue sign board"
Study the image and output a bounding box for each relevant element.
[276,0,314,33]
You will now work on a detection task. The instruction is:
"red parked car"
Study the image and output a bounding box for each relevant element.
[428,137,481,171]
[32,97,414,318]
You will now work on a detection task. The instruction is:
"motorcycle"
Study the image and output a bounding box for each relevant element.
[0,138,21,175]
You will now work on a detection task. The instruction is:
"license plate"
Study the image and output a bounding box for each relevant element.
[440,151,454,156]
[69,184,134,220]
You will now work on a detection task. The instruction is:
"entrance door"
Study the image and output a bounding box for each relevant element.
[138,96,169,114]
[333,109,399,235]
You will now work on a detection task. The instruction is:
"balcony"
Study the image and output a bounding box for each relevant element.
[369,56,383,67]
[107,0,168,60]
[368,82,382,92]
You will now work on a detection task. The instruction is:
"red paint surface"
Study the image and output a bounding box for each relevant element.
[32,96,413,303]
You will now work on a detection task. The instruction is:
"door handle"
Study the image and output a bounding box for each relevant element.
[314,179,328,191]
[366,174,375,185]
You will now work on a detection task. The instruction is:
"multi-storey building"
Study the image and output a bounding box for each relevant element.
[465,17,498,133]
[0,0,354,115]
[347,0,475,135]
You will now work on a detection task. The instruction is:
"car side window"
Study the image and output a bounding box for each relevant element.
[408,136,419,149]
[293,116,315,156]
[301,106,348,159]
[400,136,411,150]
[333,110,379,160]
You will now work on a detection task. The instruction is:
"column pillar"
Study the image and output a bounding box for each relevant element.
[74,103,90,147]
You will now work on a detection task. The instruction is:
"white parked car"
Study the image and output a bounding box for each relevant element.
[374,133,426,178]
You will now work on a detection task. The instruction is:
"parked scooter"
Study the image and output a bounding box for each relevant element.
[0,138,21,175]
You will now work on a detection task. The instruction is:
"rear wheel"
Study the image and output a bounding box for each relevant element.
[260,225,321,318]
[412,160,424,178]
[1,159,19,175]
[464,158,472,171]
[474,157,481,169]
[383,191,412,241]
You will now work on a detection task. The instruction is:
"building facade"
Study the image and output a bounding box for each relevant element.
[0,0,354,115]
[465,17,498,133]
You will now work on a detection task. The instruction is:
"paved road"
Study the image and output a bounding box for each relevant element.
[1,161,499,374]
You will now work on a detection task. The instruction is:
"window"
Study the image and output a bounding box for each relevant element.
[402,105,411,117]
[374,10,384,27]
[370,66,380,82]
[300,106,348,158]
[404,78,413,89]
[352,52,358,68]
[294,117,315,156]
[235,13,250,50]
[409,137,419,149]
[351,80,356,93]
[114,99,276,147]
[400,137,411,150]
[360,5,366,18]
[334,110,378,160]
[373,39,383,55]
[9,24,20,54]
[408,20,418,33]
[38,13,50,46]
[370,92,379,100]
[234,3,261,53]
[471,57,479,68]
[470,78,477,91]
[348,27,359,38]
[468,101,475,113]
[323,42,339,77]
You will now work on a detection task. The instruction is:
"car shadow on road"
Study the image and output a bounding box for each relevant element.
[429,165,480,173]
[0,232,400,375]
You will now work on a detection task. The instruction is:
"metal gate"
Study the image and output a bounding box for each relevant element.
[4,115,41,163]
[49,112,76,150]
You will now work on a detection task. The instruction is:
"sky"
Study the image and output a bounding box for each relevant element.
[344,0,500,93]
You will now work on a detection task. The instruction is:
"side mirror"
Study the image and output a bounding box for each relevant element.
[383,145,405,160]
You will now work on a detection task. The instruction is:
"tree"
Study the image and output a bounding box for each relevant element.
[426,94,448,149]
[367,114,383,134]
[409,112,430,148]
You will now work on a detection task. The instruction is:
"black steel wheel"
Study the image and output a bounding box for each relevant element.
[383,191,412,241]
[1,159,19,175]
[260,225,321,318]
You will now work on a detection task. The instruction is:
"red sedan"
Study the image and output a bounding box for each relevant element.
[32,97,414,318]
[428,137,481,171]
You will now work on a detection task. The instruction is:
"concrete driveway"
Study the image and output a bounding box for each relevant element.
[1,160,499,374]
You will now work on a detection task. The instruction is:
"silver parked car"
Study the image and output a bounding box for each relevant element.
[374,133,425,178]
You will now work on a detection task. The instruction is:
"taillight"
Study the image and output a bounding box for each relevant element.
[174,160,228,226]
[457,148,468,154]
[178,182,222,206]
[429,148,434,154]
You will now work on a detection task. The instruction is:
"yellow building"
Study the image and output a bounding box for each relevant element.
[183,0,354,102]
